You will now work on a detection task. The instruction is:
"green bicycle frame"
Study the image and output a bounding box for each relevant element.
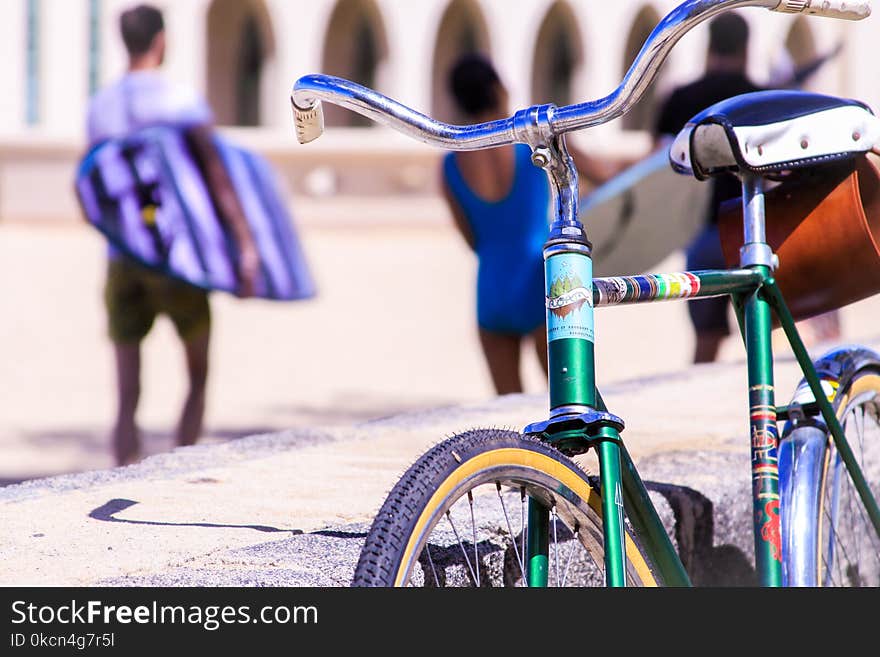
[528,255,880,586]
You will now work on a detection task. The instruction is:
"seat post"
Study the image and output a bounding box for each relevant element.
[739,174,778,270]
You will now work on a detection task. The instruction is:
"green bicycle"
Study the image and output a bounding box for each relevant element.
[291,0,880,587]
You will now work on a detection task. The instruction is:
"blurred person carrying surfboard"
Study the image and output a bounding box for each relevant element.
[83,5,261,466]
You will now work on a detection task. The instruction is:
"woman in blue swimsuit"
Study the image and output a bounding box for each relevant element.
[441,54,623,394]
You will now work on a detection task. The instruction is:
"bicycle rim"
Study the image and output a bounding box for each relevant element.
[352,430,658,587]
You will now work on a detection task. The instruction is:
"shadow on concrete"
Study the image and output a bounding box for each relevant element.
[203,426,283,440]
[313,529,369,539]
[0,475,58,488]
[21,428,117,454]
[646,482,756,586]
[24,426,289,449]
[88,498,303,535]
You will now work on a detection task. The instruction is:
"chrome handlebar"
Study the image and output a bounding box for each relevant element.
[291,0,871,149]
[292,73,517,150]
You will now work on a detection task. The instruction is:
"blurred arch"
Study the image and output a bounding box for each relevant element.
[769,16,820,89]
[321,0,389,127]
[530,1,583,107]
[431,0,492,124]
[621,4,662,131]
[785,15,817,70]
[206,0,276,126]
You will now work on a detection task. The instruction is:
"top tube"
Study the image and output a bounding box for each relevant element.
[291,0,870,149]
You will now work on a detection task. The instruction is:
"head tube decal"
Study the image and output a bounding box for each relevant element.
[546,253,594,343]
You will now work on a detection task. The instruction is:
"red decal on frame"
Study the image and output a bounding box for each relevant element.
[761,500,782,562]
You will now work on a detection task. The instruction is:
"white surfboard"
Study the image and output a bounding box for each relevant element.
[579,146,712,277]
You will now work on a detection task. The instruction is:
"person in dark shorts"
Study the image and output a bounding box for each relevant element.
[86,5,259,465]
[654,12,762,363]
[104,259,212,346]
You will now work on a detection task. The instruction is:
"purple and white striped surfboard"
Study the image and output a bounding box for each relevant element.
[75,125,316,302]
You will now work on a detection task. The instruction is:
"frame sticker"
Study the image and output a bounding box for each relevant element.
[546,253,594,343]
[594,272,701,306]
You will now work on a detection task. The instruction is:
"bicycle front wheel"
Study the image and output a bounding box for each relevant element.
[352,429,659,587]
[781,355,880,586]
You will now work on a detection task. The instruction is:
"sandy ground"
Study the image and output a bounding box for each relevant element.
[2,218,880,488]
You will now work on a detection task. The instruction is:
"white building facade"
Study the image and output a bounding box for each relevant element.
[1,0,877,224]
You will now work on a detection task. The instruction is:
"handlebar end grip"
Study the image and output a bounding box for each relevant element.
[292,99,325,144]
[774,0,871,20]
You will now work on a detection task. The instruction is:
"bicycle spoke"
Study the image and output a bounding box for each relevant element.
[834,488,861,586]
[496,483,527,585]
[852,406,879,572]
[856,405,866,456]
[823,490,848,585]
[425,543,440,587]
[846,463,863,585]
[445,510,478,587]
[844,404,880,585]
[821,402,880,587]
[468,491,480,587]
[520,486,527,584]
[551,505,559,586]
[843,408,862,583]
[840,469,880,584]
[823,459,851,585]
[859,407,880,584]
[562,522,580,588]
[557,497,584,587]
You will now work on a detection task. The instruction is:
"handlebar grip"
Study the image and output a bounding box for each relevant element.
[774,0,871,20]
[292,99,325,144]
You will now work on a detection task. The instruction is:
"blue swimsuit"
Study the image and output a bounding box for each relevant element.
[443,144,551,335]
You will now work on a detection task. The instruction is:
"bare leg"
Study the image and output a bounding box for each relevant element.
[176,328,210,448]
[112,343,142,466]
[693,331,725,364]
[531,324,549,381]
[479,329,523,395]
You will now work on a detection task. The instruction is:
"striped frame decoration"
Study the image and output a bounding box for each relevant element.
[593,272,702,307]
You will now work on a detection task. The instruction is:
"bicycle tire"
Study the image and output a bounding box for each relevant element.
[780,348,880,586]
[352,428,659,587]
